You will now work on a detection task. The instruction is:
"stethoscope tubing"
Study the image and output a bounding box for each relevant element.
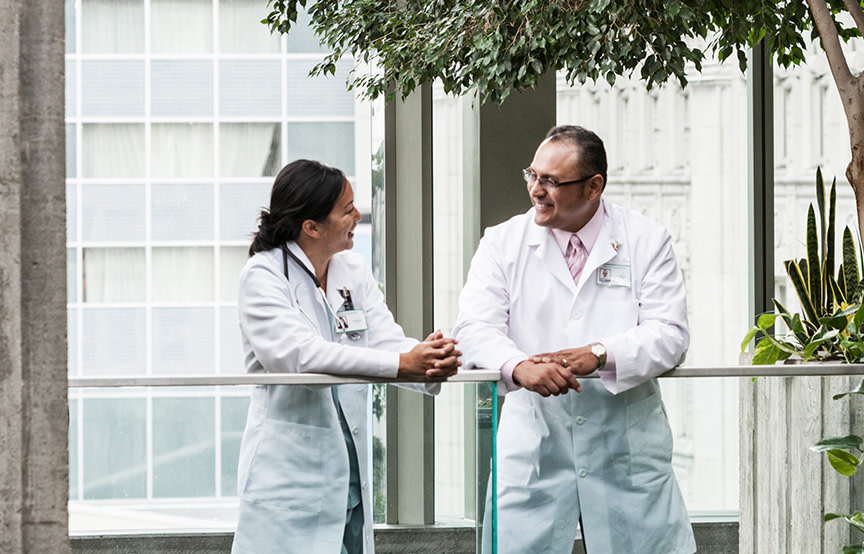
[281,245,348,334]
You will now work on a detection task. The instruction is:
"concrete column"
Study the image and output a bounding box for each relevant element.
[384,85,436,525]
[0,1,68,553]
[477,73,557,233]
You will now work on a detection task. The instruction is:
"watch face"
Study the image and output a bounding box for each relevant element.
[592,343,605,357]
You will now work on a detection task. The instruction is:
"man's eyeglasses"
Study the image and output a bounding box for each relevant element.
[522,168,596,189]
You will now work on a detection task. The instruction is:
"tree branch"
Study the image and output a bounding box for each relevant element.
[807,0,854,96]
[844,0,864,38]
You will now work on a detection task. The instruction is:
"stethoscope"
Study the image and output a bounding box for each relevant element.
[281,245,350,336]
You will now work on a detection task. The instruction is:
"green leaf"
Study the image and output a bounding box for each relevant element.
[844,227,860,299]
[825,511,864,534]
[826,177,837,310]
[826,449,861,476]
[812,435,864,453]
[834,379,864,400]
[752,338,781,365]
[741,326,760,353]
[757,313,778,330]
[786,259,821,325]
[807,204,822,312]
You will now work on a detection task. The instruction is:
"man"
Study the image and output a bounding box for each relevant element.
[452,125,695,553]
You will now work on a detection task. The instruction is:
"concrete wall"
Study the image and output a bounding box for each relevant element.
[740,376,864,553]
[0,0,69,552]
[70,522,739,554]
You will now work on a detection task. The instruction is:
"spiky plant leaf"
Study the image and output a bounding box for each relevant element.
[826,178,837,311]
[839,263,849,303]
[786,259,821,325]
[807,204,822,313]
[844,226,860,300]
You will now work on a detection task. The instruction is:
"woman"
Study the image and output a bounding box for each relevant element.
[231,160,460,554]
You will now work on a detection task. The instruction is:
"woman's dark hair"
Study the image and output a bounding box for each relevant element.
[249,159,347,256]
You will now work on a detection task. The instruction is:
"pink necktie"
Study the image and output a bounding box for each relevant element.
[566,234,587,282]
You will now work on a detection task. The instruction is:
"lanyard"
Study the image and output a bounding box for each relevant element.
[281,245,348,332]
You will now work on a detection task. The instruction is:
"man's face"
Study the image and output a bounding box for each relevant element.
[526,139,603,232]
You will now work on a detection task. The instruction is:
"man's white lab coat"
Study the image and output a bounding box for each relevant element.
[453,200,696,553]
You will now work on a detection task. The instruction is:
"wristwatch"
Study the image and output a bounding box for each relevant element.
[589,342,607,370]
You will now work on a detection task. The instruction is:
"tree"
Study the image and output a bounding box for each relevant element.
[264,0,864,244]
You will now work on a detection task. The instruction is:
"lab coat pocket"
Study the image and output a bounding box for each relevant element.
[242,418,329,512]
[497,397,544,487]
[625,393,673,486]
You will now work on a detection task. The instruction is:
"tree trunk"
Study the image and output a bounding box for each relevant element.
[845,87,864,250]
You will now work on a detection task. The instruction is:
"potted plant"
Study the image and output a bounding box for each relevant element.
[742,168,864,552]
[741,169,864,365]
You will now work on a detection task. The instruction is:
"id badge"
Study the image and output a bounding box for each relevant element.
[336,309,368,334]
[596,264,631,287]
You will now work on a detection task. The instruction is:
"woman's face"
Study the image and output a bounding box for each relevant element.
[317,180,362,255]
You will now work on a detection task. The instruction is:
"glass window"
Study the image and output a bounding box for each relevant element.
[219,123,281,178]
[66,0,76,54]
[81,60,146,118]
[69,397,79,498]
[219,183,270,241]
[81,308,146,374]
[66,182,77,241]
[151,307,215,374]
[67,248,78,303]
[152,183,214,241]
[285,122,354,175]
[218,0,281,54]
[151,247,215,302]
[219,60,282,117]
[66,60,76,119]
[68,308,78,376]
[151,123,215,179]
[220,395,251,494]
[285,59,354,117]
[82,124,145,179]
[66,124,77,179]
[219,247,249,302]
[151,61,214,117]
[82,248,146,303]
[283,7,326,54]
[219,306,245,374]
[81,0,145,54]
[153,397,216,497]
[151,0,213,54]
[81,397,147,499]
[81,184,145,243]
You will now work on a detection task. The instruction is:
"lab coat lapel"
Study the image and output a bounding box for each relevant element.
[574,200,623,296]
[527,220,577,294]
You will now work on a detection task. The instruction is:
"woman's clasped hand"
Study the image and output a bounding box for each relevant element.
[398,329,462,381]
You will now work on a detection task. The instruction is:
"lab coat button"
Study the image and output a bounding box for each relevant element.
[352,426,359,435]
[579,469,587,478]
[571,311,582,320]
[362,480,367,488]
[575,416,585,425]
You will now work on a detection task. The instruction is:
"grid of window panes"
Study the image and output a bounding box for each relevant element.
[66,0,371,528]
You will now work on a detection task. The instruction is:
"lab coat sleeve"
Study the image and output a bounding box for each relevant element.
[598,230,689,394]
[239,259,400,378]
[358,263,441,395]
[452,230,527,395]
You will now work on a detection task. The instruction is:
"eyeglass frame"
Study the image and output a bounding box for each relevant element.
[522,168,597,190]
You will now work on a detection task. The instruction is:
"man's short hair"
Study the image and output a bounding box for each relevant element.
[545,125,607,190]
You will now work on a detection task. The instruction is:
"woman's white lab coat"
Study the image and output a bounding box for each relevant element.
[453,200,696,553]
[231,243,427,554]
